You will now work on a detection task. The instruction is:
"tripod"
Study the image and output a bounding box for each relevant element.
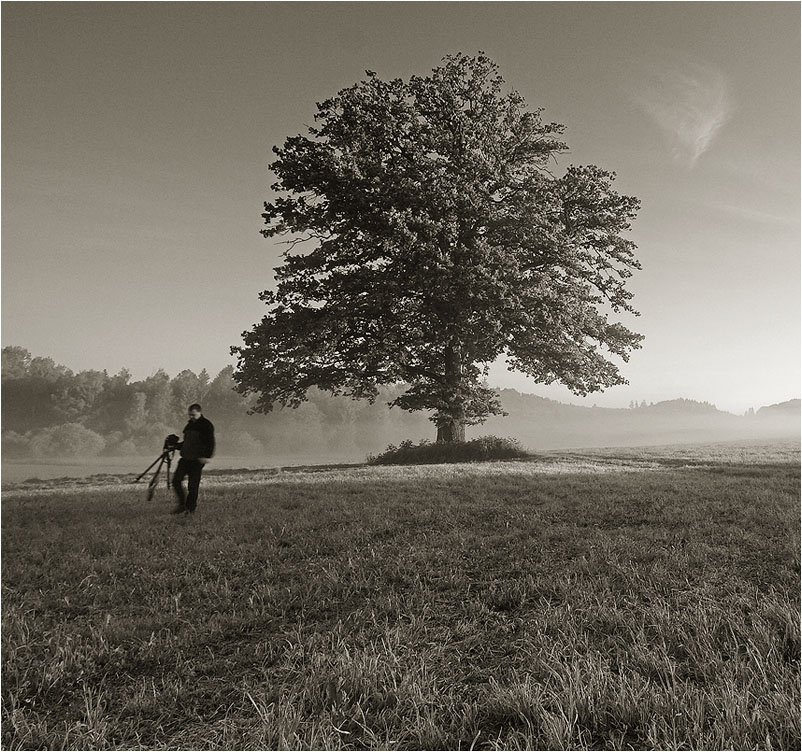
[135,447,176,500]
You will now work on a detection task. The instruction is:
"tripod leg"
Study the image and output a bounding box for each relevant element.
[147,455,166,500]
[165,452,173,491]
[136,453,164,483]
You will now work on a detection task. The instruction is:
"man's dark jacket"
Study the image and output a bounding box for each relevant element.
[180,416,215,460]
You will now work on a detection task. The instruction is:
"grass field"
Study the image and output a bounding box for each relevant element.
[2,440,799,750]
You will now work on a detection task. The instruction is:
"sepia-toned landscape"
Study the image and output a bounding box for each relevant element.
[2,2,799,750]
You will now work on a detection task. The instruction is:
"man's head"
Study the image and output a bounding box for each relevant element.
[187,403,202,422]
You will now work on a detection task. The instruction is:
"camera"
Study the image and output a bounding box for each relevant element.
[163,433,181,452]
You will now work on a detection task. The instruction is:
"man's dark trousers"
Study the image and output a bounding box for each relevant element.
[172,458,204,512]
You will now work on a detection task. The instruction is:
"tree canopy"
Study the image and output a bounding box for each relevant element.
[233,53,643,441]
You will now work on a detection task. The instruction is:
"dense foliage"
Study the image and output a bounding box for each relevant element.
[234,53,643,442]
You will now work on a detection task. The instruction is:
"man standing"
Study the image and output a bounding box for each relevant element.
[171,403,215,514]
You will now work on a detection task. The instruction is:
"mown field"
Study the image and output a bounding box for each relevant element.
[2,440,799,750]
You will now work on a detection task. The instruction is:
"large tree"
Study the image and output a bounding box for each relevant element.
[233,53,643,442]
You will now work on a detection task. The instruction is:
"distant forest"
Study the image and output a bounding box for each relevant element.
[2,346,798,462]
[1,346,432,461]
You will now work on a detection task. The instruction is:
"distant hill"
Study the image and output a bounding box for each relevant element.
[639,398,721,414]
[756,399,801,419]
[476,390,800,450]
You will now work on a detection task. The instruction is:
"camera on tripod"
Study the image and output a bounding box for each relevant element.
[163,433,181,452]
[136,434,182,500]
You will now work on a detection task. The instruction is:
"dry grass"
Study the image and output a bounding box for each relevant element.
[2,441,799,749]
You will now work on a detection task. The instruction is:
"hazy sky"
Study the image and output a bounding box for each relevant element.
[2,1,799,415]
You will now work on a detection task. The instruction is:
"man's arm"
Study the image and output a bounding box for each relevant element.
[202,420,215,460]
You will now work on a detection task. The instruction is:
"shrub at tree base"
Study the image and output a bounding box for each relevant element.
[368,436,528,465]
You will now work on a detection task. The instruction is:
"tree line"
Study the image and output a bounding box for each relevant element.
[1,346,430,460]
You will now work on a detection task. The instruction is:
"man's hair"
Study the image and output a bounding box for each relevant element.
[188,403,202,412]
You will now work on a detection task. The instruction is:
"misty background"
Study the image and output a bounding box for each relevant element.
[2,345,798,483]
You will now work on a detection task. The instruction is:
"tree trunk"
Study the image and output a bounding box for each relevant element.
[435,343,466,443]
[436,418,466,443]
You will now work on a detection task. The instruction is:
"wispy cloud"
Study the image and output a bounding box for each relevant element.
[706,200,800,227]
[632,53,733,167]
